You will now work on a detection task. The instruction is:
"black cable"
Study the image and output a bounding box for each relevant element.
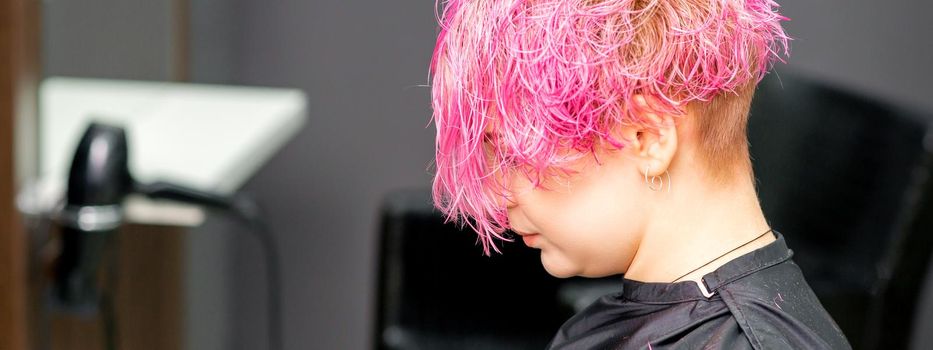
[139,181,282,350]
[227,194,283,350]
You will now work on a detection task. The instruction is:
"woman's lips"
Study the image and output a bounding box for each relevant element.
[511,228,539,247]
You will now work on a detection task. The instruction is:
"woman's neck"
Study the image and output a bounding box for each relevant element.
[622,172,774,284]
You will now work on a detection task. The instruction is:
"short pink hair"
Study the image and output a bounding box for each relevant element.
[430,0,789,254]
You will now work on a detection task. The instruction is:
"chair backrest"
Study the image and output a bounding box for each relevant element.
[870,151,933,349]
[374,189,571,350]
[748,71,933,349]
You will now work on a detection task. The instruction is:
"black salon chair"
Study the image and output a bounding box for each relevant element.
[374,189,573,350]
[748,72,933,349]
[374,72,933,350]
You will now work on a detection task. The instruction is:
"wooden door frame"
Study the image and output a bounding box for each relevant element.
[1,0,40,348]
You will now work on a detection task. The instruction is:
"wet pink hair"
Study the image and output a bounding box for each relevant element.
[430,0,789,254]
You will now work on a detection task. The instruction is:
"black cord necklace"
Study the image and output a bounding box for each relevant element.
[670,228,773,283]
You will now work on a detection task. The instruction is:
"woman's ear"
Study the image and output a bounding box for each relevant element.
[615,95,679,177]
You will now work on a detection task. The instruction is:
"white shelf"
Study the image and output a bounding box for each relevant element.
[34,77,308,226]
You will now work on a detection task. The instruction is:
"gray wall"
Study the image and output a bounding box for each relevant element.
[223,2,437,349]
[43,0,177,80]
[779,0,933,113]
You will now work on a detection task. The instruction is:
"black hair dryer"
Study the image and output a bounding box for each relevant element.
[52,122,237,312]
[53,122,133,312]
[49,121,281,349]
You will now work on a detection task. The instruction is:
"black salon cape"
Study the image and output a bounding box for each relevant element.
[546,232,852,350]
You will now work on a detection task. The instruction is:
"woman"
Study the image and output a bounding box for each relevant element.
[429,0,851,348]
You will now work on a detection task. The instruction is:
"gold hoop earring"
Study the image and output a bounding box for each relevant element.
[644,165,672,192]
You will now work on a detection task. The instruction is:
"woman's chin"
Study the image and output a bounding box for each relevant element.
[540,251,579,278]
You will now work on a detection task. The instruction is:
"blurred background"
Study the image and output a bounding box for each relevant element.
[1,0,932,349]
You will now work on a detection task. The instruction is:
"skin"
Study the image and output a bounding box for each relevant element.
[498,96,775,282]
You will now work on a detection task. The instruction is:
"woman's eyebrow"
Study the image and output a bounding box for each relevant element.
[483,130,502,143]
[482,129,500,143]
